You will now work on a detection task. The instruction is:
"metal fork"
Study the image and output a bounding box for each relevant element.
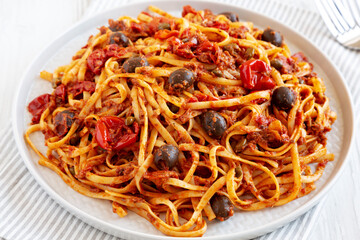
[316,0,360,49]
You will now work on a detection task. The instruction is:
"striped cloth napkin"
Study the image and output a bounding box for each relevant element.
[1,0,359,239]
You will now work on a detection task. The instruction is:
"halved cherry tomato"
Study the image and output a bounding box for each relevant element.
[95,116,139,151]
[240,59,275,90]
[54,84,66,104]
[252,76,276,91]
[87,49,106,75]
[28,94,52,124]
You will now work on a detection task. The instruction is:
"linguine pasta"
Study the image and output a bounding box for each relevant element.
[25,5,336,237]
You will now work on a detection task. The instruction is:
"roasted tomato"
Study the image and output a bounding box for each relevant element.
[95,116,140,151]
[240,59,275,91]
[87,49,107,75]
[28,94,52,124]
[54,84,66,104]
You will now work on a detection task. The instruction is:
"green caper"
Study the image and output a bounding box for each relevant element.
[52,77,62,88]
[223,43,240,56]
[270,59,283,71]
[235,166,242,178]
[244,47,255,60]
[125,116,136,126]
[212,69,225,77]
[158,22,171,30]
[69,166,75,176]
[233,137,247,153]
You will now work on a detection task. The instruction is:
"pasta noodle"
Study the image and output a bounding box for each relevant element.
[26,5,337,237]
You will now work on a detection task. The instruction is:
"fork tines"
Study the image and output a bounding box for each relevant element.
[316,0,360,49]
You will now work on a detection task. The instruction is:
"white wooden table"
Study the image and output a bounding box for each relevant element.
[1,0,359,239]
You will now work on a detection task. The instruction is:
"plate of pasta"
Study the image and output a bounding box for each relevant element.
[13,1,354,239]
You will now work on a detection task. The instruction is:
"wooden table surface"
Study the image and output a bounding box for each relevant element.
[1,0,359,239]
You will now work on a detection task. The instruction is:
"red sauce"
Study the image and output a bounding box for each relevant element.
[194,39,222,64]
[67,81,96,98]
[276,55,297,74]
[104,44,128,58]
[228,26,249,39]
[143,170,179,188]
[167,36,196,59]
[203,20,229,31]
[187,92,219,103]
[295,110,303,126]
[108,19,126,32]
[154,29,179,40]
[255,115,276,127]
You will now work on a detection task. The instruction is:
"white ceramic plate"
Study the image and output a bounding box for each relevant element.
[12,1,355,239]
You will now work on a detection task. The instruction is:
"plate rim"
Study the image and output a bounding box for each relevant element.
[12,0,356,239]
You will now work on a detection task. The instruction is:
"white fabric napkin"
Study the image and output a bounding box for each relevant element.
[1,0,359,239]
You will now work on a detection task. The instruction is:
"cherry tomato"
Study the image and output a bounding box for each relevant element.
[28,94,52,124]
[54,84,66,104]
[240,59,275,90]
[95,116,139,151]
[252,76,276,91]
[87,49,107,75]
